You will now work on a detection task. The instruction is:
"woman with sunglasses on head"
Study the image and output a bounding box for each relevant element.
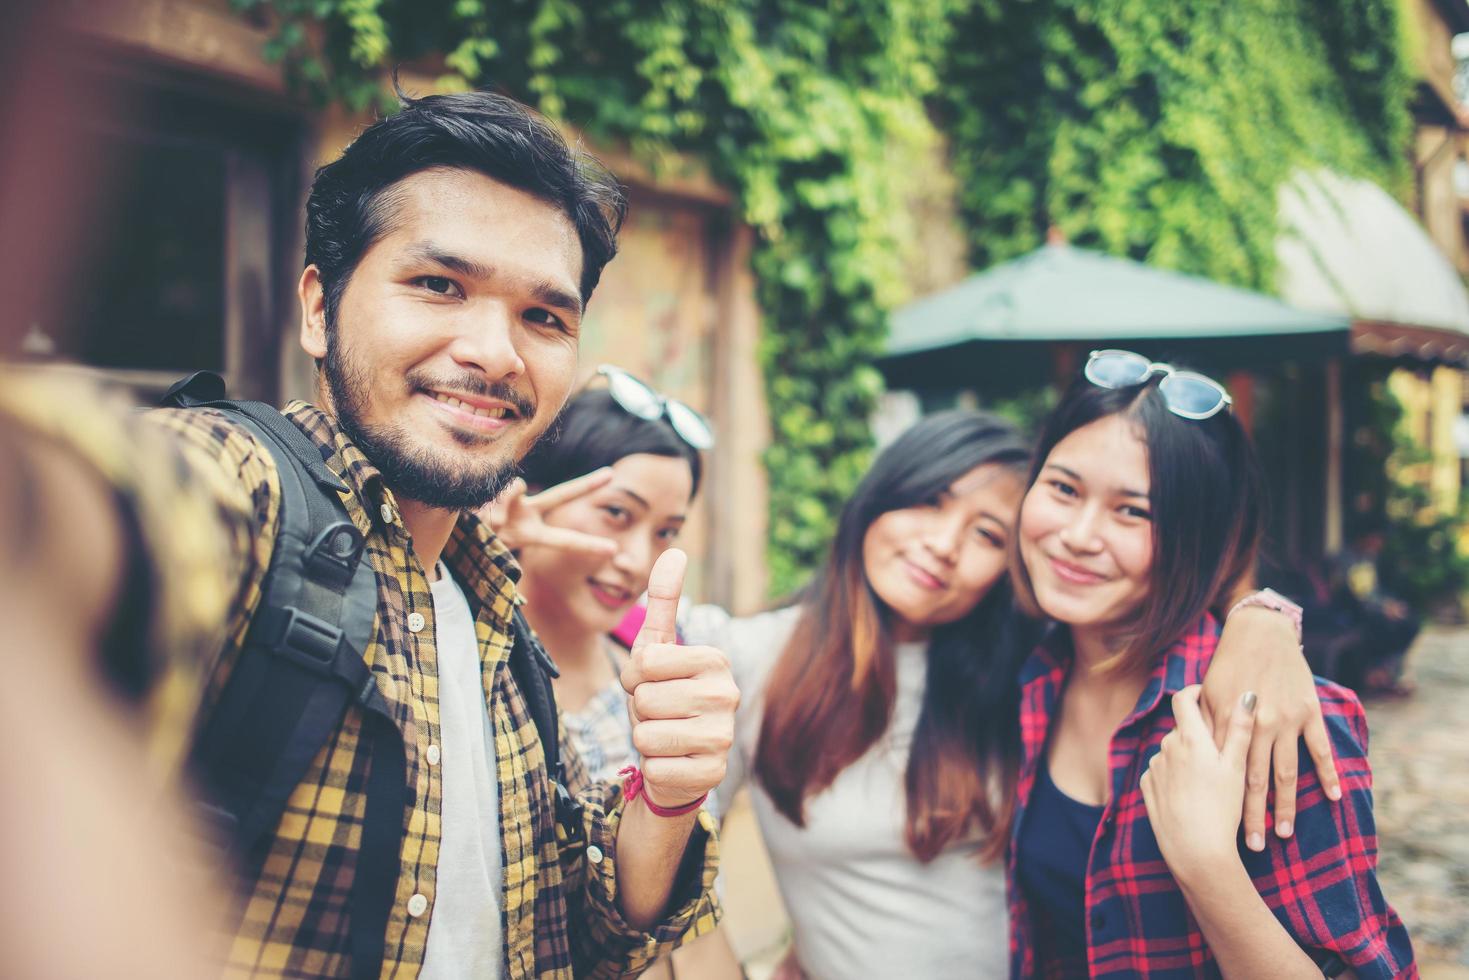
[483,367,741,980]
[488,367,713,784]
[687,404,1327,979]
[1007,351,1413,977]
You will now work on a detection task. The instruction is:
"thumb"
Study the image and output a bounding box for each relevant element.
[1223,691,1257,770]
[634,548,687,653]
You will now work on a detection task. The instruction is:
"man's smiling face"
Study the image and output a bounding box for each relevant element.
[301,166,585,510]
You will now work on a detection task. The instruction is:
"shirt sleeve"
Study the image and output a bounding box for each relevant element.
[0,373,279,775]
[562,777,723,978]
[138,407,282,754]
[1251,682,1415,979]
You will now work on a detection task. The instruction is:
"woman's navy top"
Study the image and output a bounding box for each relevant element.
[1016,760,1103,962]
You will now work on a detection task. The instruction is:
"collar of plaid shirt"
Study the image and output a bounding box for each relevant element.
[1006,615,1414,979]
[171,400,719,979]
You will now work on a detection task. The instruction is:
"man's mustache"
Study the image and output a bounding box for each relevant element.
[409,372,536,418]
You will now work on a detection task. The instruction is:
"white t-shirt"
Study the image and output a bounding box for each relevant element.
[689,605,1009,980]
[420,566,503,980]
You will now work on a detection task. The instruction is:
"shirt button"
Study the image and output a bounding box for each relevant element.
[586,844,604,864]
[407,612,426,633]
[407,893,428,917]
[426,744,441,766]
[380,502,395,525]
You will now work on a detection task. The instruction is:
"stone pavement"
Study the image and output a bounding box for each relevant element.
[1365,626,1469,977]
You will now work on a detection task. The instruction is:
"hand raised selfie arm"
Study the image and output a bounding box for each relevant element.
[564,550,736,973]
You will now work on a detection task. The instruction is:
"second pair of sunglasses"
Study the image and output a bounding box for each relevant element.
[1084,349,1232,420]
[598,365,715,450]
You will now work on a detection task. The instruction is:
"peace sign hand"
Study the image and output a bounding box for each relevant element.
[478,469,619,558]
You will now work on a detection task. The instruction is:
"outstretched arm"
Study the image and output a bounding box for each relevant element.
[615,549,739,928]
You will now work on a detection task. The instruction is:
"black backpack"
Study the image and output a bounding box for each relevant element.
[162,371,582,980]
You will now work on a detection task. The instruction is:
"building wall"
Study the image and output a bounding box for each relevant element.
[1409,0,1469,273]
[1411,0,1464,110]
[1416,124,1468,272]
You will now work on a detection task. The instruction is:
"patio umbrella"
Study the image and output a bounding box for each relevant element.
[880,242,1350,391]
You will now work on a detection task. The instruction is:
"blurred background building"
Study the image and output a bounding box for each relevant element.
[879,0,1469,618]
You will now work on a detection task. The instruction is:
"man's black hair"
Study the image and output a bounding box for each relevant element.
[305,88,627,330]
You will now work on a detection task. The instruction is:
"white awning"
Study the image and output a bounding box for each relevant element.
[1277,169,1469,335]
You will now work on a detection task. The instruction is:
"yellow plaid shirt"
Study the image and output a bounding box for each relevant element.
[5,375,719,979]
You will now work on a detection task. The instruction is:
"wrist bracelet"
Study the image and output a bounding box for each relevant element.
[619,766,707,817]
[1226,587,1303,642]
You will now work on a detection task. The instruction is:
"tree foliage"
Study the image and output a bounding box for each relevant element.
[936,0,1414,291]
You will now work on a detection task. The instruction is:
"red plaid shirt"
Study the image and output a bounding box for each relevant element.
[1007,614,1415,978]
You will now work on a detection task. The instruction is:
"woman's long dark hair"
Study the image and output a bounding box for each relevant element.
[754,410,1038,862]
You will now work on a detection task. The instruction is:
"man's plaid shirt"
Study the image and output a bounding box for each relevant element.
[146,400,720,978]
[1007,615,1414,979]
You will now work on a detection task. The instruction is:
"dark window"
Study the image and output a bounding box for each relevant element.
[27,56,302,401]
[66,124,228,372]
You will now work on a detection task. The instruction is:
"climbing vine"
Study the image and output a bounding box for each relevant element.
[232,0,956,595]
[935,0,1414,291]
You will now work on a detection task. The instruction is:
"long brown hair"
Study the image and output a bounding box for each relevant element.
[754,412,1036,862]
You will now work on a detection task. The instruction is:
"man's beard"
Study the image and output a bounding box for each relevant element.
[323,332,532,511]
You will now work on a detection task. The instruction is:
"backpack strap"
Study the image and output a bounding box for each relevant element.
[507,605,585,851]
[164,372,402,980]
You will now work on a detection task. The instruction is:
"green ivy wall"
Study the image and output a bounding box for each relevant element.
[235,0,1417,594]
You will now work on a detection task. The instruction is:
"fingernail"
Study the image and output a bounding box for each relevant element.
[1241,691,1257,714]
[1247,832,1264,851]
[1277,820,1292,837]
[1328,785,1342,801]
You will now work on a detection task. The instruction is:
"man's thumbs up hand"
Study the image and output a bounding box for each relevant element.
[620,549,739,811]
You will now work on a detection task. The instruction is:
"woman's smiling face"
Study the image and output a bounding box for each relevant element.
[1018,413,1155,630]
[516,453,693,634]
[860,463,1025,638]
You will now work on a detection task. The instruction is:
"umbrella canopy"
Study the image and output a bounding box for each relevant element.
[881,243,1350,390]
[887,243,1349,356]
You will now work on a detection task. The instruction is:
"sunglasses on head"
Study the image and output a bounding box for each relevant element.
[1083,349,1233,421]
[597,365,715,450]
